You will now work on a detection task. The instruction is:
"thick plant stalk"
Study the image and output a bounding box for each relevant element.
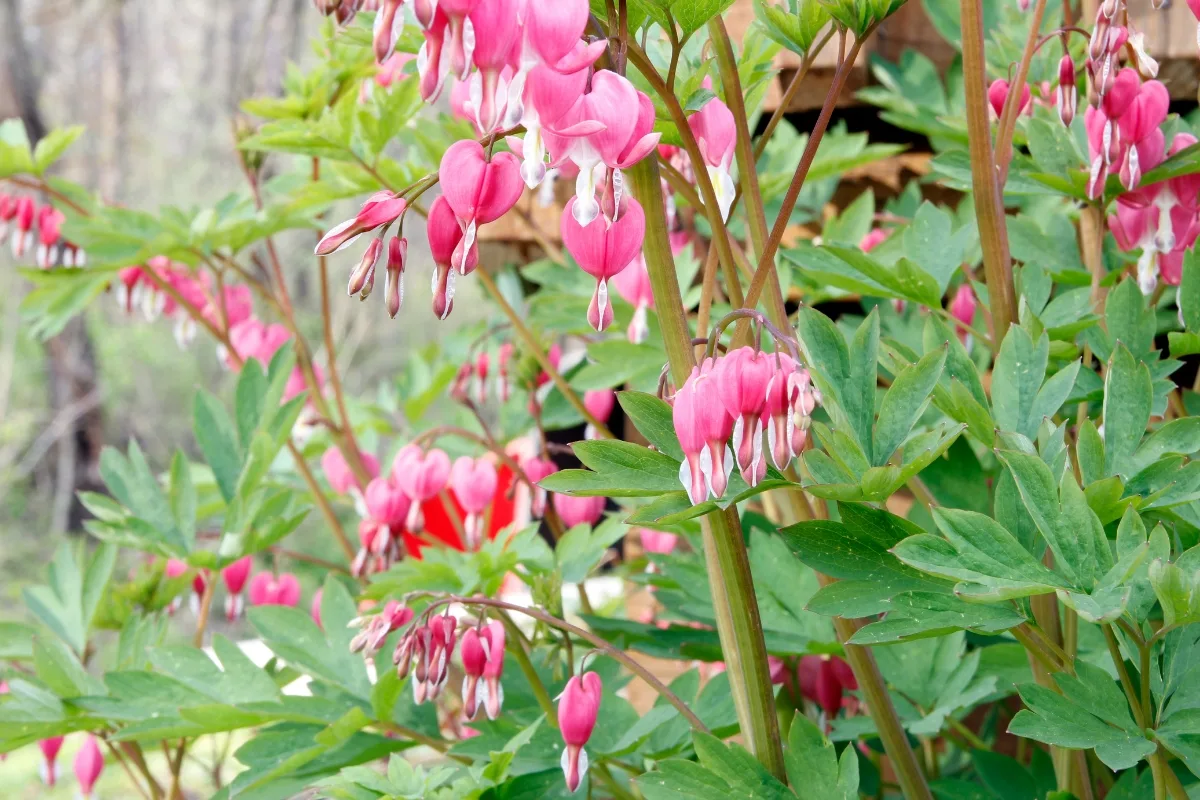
[959,0,1017,344]
[708,17,791,334]
[743,37,864,311]
[628,159,786,781]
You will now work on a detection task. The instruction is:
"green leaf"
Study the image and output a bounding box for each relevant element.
[34,636,104,697]
[1169,331,1200,358]
[1106,279,1155,356]
[846,311,880,463]
[23,543,89,654]
[785,714,856,800]
[168,452,197,553]
[850,592,1026,644]
[1155,709,1200,779]
[893,507,1066,599]
[796,307,851,432]
[691,732,793,798]
[0,622,37,659]
[999,451,1095,589]
[1029,361,1080,434]
[193,391,243,503]
[0,118,35,178]
[249,586,371,700]
[904,202,964,292]
[557,517,627,583]
[781,503,949,617]
[992,326,1049,438]
[755,0,832,56]
[1149,559,1200,627]
[235,358,269,450]
[1008,683,1155,771]
[1103,344,1153,478]
[1077,418,1106,485]
[541,440,682,497]
[923,315,988,410]
[872,346,946,465]
[1181,249,1200,332]
[670,0,736,37]
[618,391,684,461]
[32,126,85,174]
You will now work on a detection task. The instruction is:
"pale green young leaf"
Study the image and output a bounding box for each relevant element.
[193,391,243,503]
[1104,344,1153,478]
[168,451,197,552]
[872,346,946,465]
[32,126,85,174]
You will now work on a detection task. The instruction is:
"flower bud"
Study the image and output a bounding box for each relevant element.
[1057,55,1077,127]
[348,237,383,299]
[385,236,407,318]
[558,671,602,792]
[74,736,104,799]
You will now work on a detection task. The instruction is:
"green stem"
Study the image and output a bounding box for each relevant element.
[1103,625,1149,726]
[1158,749,1190,800]
[629,158,785,781]
[993,0,1047,183]
[959,0,1017,346]
[498,613,558,725]
[593,762,638,800]
[826,585,933,800]
[626,42,746,309]
[708,16,790,331]
[742,36,865,313]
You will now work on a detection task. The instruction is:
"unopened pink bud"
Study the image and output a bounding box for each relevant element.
[558,671,602,792]
[74,736,104,798]
[348,237,383,299]
[385,236,407,318]
[553,493,606,529]
[1057,55,1077,127]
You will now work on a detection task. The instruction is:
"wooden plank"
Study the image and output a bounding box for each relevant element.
[1127,3,1200,100]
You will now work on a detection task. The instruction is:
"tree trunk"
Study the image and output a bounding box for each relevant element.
[1,0,106,534]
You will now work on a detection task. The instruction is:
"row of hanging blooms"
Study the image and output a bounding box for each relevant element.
[313,0,738,334]
[0,193,83,268]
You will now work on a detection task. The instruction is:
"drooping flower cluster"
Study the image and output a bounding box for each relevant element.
[1059,1,1200,294]
[163,557,303,618]
[1109,132,1200,295]
[0,194,84,268]
[395,611,460,703]
[672,347,819,505]
[316,0,659,331]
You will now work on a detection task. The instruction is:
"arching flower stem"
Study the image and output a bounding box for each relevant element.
[420,594,709,731]
[474,268,616,439]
